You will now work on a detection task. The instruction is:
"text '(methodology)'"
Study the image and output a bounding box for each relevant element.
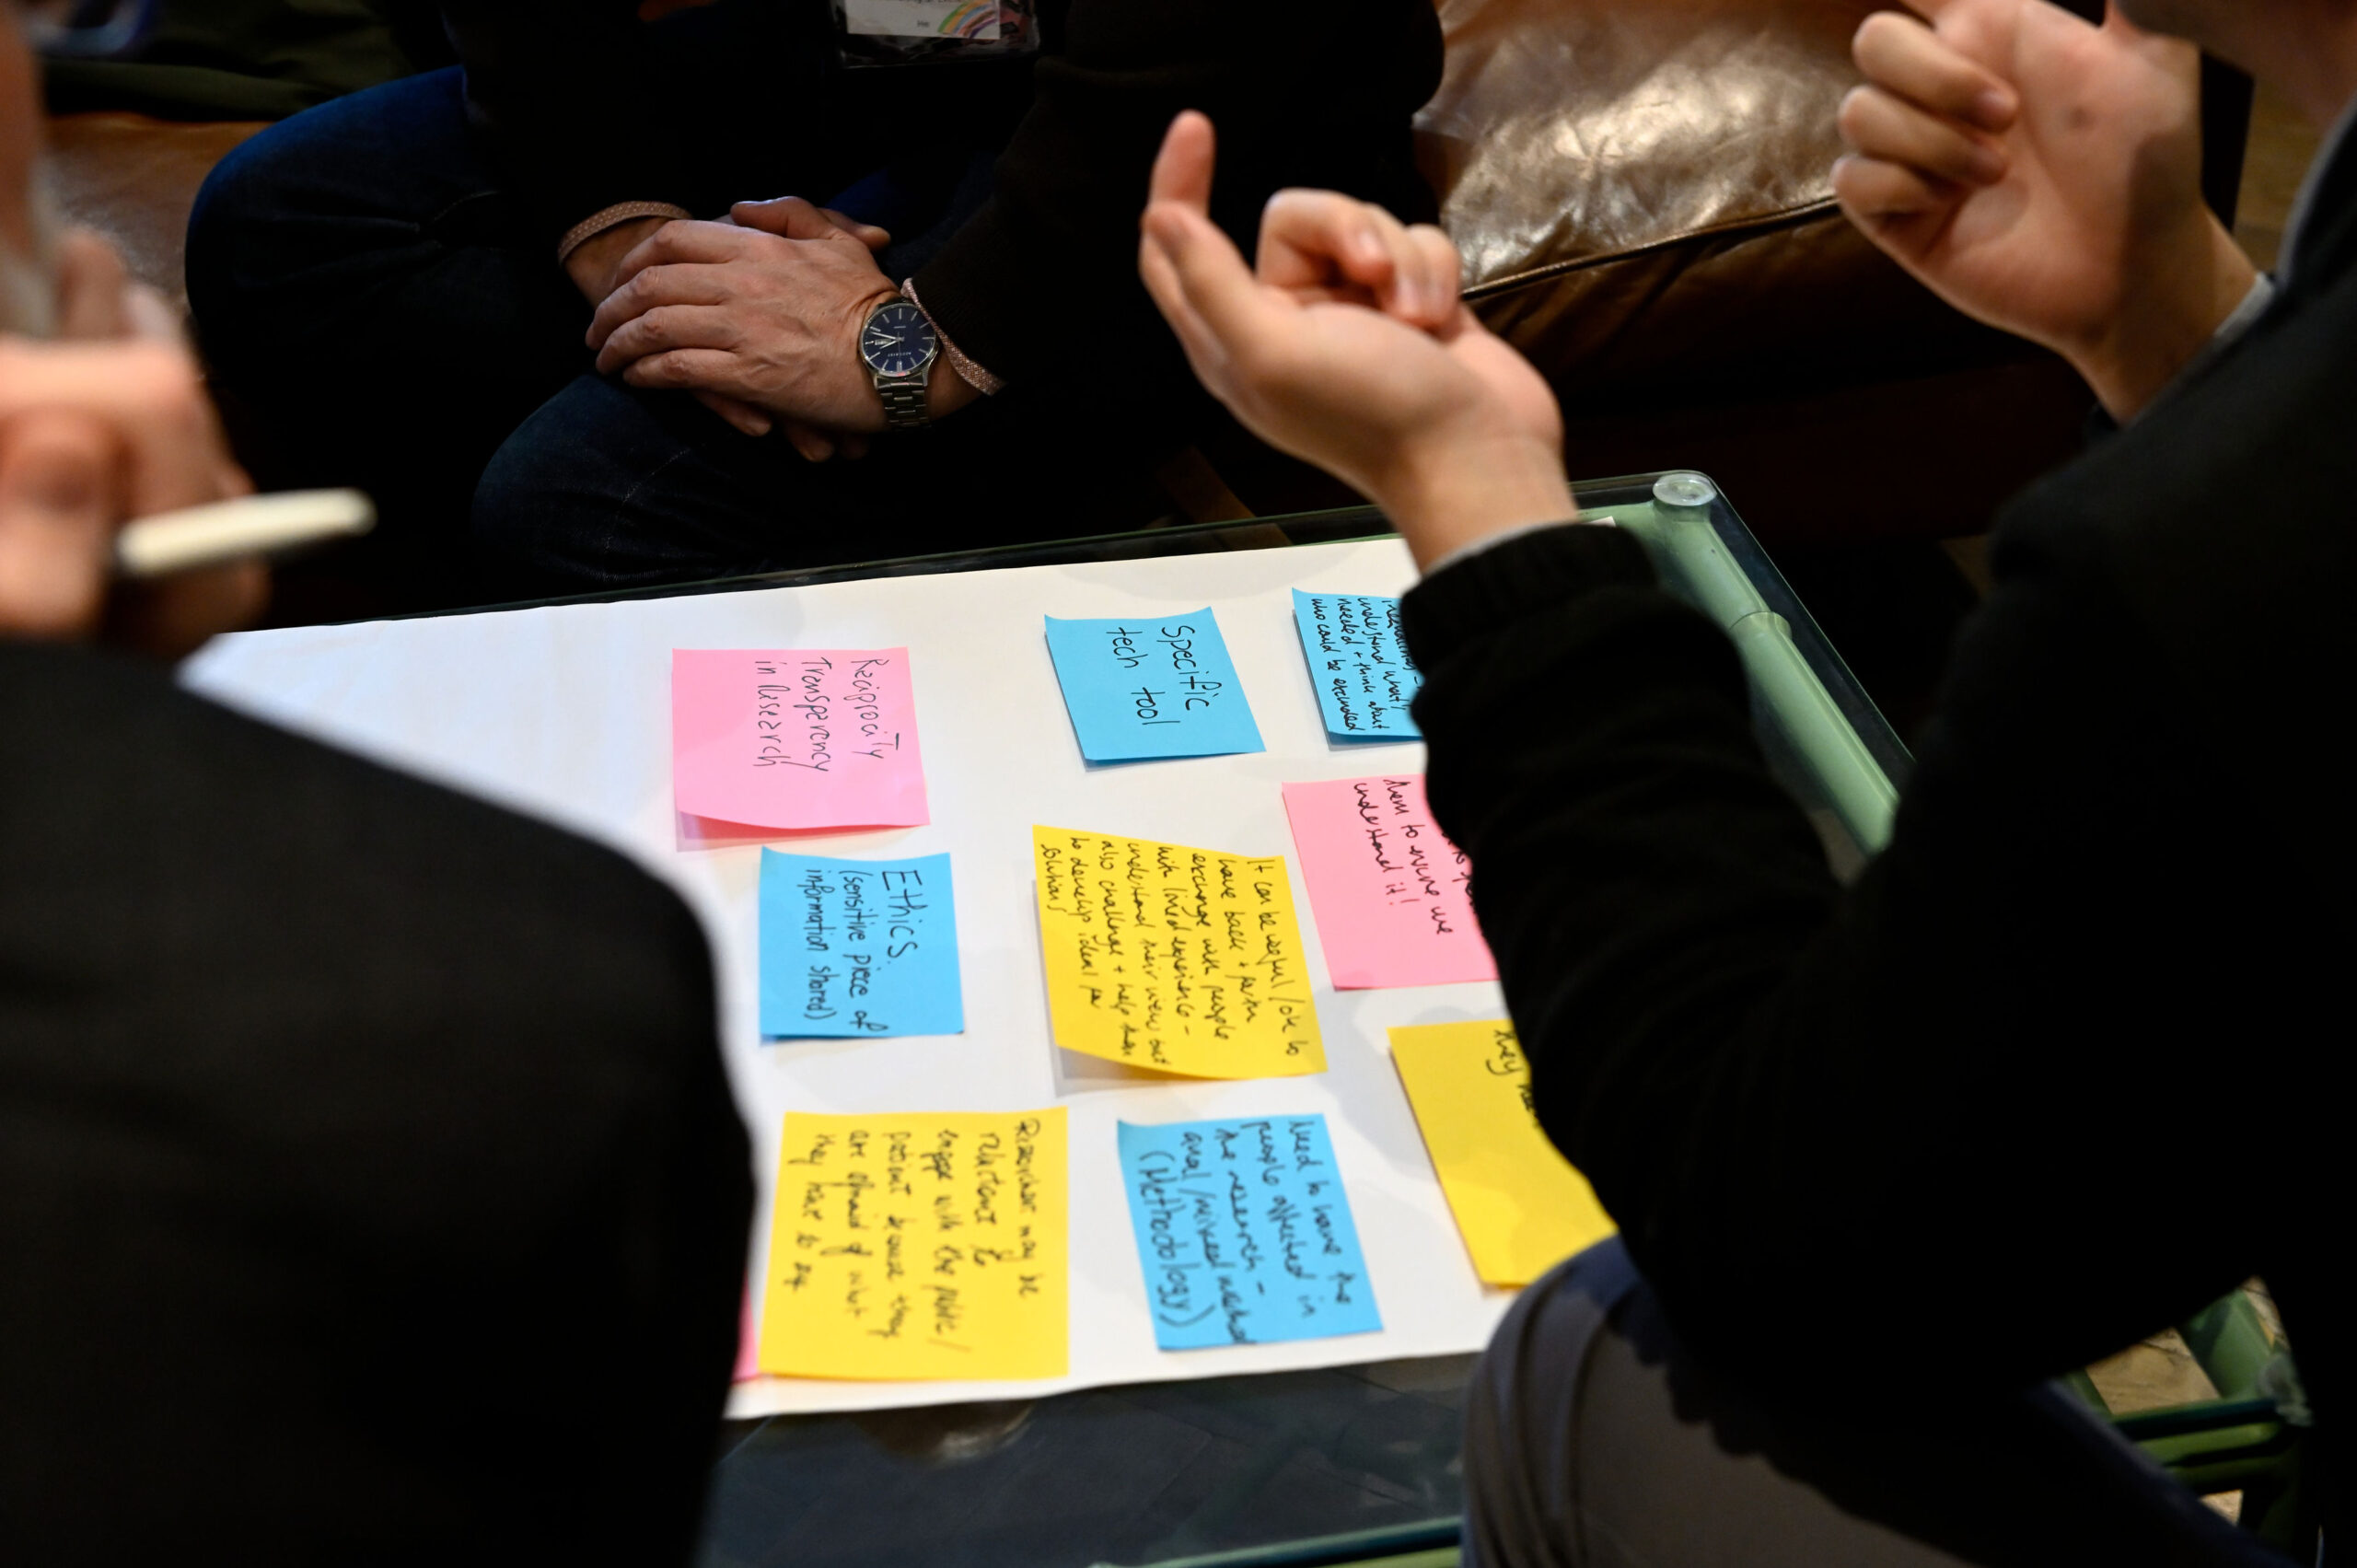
[1117,1114,1383,1350]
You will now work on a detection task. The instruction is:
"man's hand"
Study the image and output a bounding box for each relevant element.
[1835,0,2257,421]
[0,306,262,656]
[1138,111,1573,569]
[587,199,976,461]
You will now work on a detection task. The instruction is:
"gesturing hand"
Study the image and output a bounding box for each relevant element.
[1834,0,2256,421]
[586,200,904,461]
[1138,111,1573,569]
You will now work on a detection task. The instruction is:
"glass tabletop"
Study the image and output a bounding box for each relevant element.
[686,472,1907,1568]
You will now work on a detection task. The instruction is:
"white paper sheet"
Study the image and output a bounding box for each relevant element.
[181,537,1521,1417]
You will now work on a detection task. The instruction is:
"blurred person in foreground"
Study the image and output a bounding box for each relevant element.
[1,8,749,1562]
[1139,0,2341,1560]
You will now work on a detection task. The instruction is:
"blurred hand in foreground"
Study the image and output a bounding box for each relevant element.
[0,232,262,656]
[1835,0,2255,421]
[1137,110,1574,570]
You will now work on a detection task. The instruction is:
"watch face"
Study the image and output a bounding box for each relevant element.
[861,301,937,378]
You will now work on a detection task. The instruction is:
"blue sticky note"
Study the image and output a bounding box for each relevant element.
[1043,610,1264,762]
[758,850,963,1038]
[1291,590,1422,742]
[1117,1115,1383,1350]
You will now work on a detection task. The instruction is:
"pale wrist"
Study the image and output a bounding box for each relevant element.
[1374,434,1579,571]
[2071,219,2258,424]
[925,353,983,419]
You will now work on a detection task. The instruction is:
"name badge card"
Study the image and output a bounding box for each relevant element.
[1388,1020,1615,1287]
[843,0,1003,37]
[1117,1114,1382,1349]
[1290,590,1421,742]
[1282,773,1494,989]
[1043,610,1263,762]
[1031,825,1324,1078]
[759,851,963,1038]
[672,648,928,833]
[758,1109,1068,1380]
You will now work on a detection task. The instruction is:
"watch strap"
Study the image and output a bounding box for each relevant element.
[877,375,930,431]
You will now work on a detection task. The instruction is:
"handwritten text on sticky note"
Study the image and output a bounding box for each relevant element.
[758,850,962,1038]
[1283,774,1493,990]
[1118,1115,1382,1349]
[1388,1020,1614,1287]
[671,648,927,831]
[1032,826,1323,1078]
[1291,591,1420,742]
[757,1109,1068,1381]
[1043,610,1263,762]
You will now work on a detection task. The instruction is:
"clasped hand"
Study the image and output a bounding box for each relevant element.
[1137,111,1574,569]
[586,197,903,462]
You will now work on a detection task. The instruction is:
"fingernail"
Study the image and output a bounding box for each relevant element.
[1974,87,2016,127]
[1969,142,2006,181]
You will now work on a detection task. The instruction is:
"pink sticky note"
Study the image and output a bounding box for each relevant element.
[1282,773,1495,989]
[733,1295,761,1383]
[671,649,928,834]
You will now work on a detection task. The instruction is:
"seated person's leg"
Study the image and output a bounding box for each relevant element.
[1466,1241,2287,1568]
[185,68,590,595]
[473,367,1173,592]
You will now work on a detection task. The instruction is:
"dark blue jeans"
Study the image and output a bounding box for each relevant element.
[1464,1240,2300,1567]
[187,53,1171,600]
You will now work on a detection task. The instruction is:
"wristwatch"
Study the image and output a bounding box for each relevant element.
[859,296,939,432]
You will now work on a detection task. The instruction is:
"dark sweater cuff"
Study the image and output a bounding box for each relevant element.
[911,202,1033,386]
[1399,521,1656,668]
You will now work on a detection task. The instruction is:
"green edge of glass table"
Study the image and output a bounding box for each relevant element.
[637,473,2298,1565]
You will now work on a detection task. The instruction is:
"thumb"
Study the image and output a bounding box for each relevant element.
[819,207,893,252]
[1150,110,1217,216]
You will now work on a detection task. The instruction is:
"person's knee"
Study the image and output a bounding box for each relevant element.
[1460,1239,1641,1568]
[185,69,469,357]
[183,121,303,341]
[1481,1237,1642,1391]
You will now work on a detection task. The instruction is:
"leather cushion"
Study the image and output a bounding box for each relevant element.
[44,114,267,316]
[1417,0,2034,407]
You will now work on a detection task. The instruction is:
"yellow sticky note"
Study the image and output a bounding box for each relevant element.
[757,1109,1068,1381]
[1388,1020,1615,1287]
[1031,825,1325,1079]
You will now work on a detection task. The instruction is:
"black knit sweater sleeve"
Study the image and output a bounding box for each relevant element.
[1399,521,2280,1392]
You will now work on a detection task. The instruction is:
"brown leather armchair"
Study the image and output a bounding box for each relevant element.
[1213,0,2252,547]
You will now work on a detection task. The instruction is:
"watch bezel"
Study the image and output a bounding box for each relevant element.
[860,299,939,380]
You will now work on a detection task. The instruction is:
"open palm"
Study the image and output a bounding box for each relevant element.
[1837,0,2211,360]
